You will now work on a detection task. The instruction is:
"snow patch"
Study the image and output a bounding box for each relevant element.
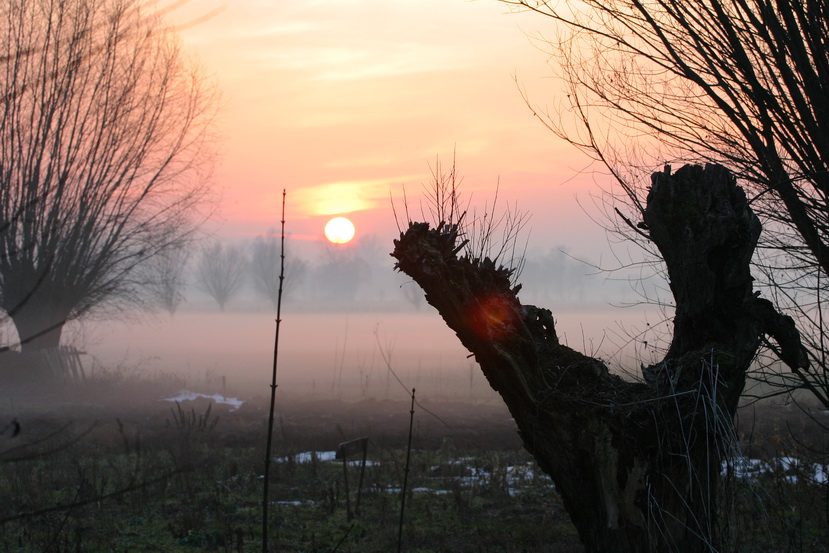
[162,389,245,411]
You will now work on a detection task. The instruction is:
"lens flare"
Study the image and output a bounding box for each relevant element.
[466,294,518,341]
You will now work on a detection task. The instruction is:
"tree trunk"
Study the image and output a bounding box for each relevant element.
[391,164,807,553]
[11,307,66,352]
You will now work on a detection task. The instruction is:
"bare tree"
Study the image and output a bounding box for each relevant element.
[501,0,829,406]
[249,232,307,309]
[393,163,808,553]
[310,252,368,304]
[0,0,217,352]
[196,241,246,311]
[141,243,190,315]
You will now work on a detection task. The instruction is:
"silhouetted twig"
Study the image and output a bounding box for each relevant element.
[262,189,287,553]
[398,388,416,553]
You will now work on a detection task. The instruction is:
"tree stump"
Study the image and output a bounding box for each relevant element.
[391,164,807,553]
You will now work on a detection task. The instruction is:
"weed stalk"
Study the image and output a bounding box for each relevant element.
[262,189,287,553]
[398,387,416,553]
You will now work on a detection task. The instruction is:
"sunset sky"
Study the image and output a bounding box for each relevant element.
[170,0,615,258]
[78,0,666,385]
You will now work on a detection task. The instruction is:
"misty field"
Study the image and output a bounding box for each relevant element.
[0,368,827,553]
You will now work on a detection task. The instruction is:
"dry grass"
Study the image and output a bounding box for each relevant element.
[0,371,825,552]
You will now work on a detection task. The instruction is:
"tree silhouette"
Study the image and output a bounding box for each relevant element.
[0,0,216,351]
[502,0,829,406]
[249,232,307,309]
[393,164,807,552]
[196,241,246,311]
[141,244,190,315]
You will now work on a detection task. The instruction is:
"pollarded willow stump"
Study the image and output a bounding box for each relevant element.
[391,164,807,553]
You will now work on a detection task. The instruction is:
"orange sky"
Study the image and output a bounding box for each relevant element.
[170,0,611,256]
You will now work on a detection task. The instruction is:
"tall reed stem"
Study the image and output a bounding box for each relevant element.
[262,189,286,553]
[398,388,416,553]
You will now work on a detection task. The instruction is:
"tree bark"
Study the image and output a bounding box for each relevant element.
[391,164,807,553]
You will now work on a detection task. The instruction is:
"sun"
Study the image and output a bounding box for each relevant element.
[324,216,355,244]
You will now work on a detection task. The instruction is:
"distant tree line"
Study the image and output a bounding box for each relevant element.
[139,234,629,314]
[142,233,374,313]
